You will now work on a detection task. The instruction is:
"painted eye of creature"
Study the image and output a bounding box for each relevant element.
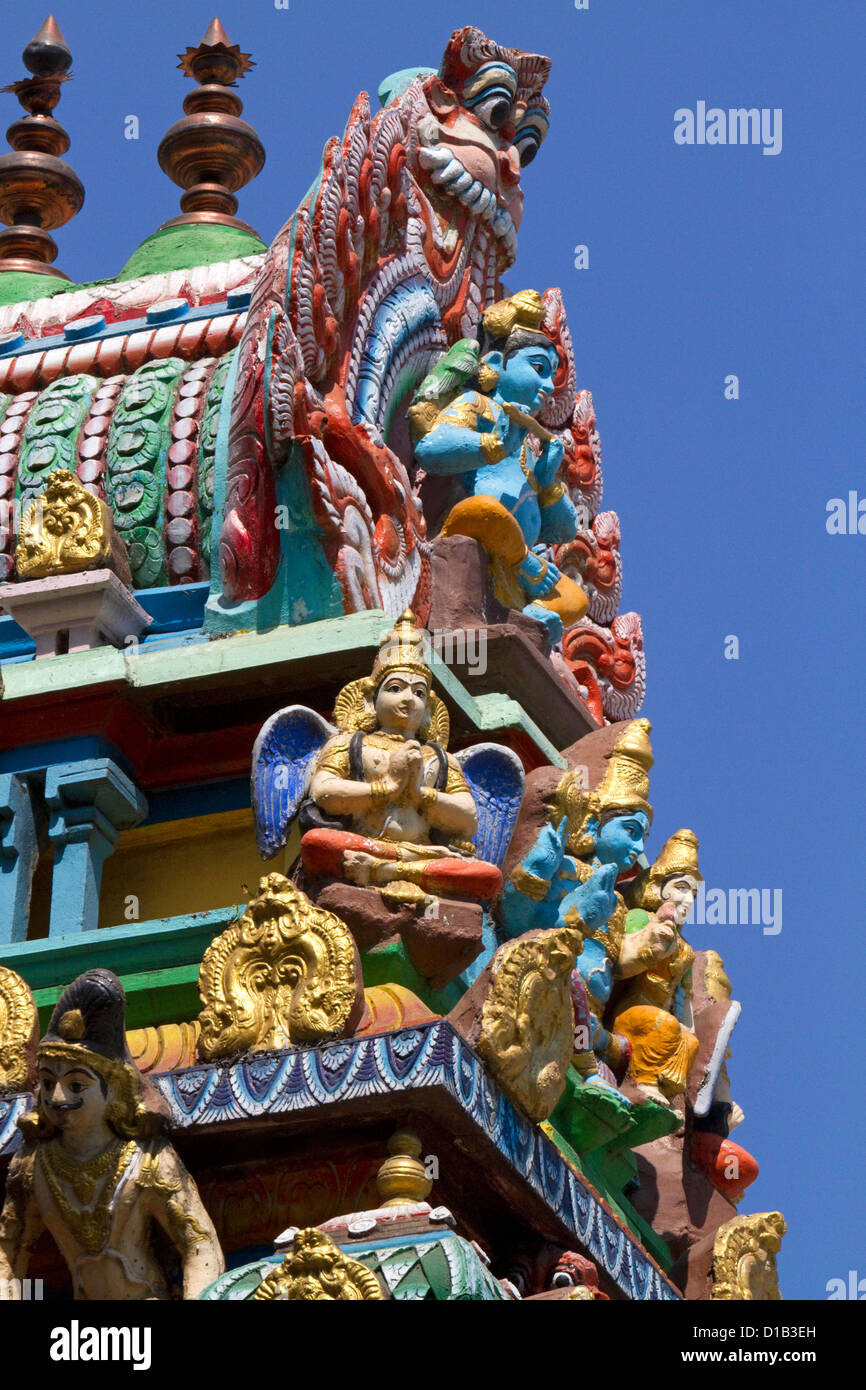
[474,91,513,130]
[463,64,518,132]
[514,110,550,167]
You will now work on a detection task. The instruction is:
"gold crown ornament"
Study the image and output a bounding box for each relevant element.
[641,828,701,911]
[370,609,433,687]
[332,611,449,744]
[556,720,655,857]
[481,289,545,340]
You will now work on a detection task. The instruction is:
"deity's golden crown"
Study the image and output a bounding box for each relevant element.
[559,720,654,851]
[592,718,654,823]
[481,289,545,341]
[370,610,432,687]
[648,828,702,887]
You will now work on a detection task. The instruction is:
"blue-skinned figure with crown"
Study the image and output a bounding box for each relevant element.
[411,290,588,642]
[500,721,670,1088]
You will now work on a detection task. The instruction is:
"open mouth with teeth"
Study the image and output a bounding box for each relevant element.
[417,145,519,266]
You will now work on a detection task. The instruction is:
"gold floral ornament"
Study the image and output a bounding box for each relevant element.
[197,873,363,1059]
[252,1227,385,1301]
[15,468,131,584]
[711,1212,786,1301]
[332,610,450,745]
[477,926,583,1121]
[0,965,39,1092]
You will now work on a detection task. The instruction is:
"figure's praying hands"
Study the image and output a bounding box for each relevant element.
[386,740,424,800]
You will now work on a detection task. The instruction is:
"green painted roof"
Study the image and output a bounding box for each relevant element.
[0,271,75,308]
[0,225,266,312]
[118,223,266,280]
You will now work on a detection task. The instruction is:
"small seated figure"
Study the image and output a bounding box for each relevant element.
[610,830,702,1106]
[0,970,223,1301]
[412,290,588,641]
[300,611,503,905]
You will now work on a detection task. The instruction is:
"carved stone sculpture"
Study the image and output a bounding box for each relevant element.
[220,26,555,615]
[197,873,365,1058]
[501,720,655,1085]
[711,1213,786,1300]
[413,290,588,642]
[609,829,702,1105]
[476,926,583,1120]
[252,610,522,917]
[0,969,224,1300]
[251,1226,385,1301]
[300,611,503,904]
[15,468,131,584]
[0,964,39,1093]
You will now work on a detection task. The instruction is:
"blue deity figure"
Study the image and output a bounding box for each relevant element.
[410,290,588,641]
[500,720,655,1086]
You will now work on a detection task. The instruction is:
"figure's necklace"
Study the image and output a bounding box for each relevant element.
[516,441,539,492]
[39,1138,137,1254]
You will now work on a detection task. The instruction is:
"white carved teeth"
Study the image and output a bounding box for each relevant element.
[430,158,465,187]
[449,169,474,194]
[418,145,517,253]
[418,145,451,170]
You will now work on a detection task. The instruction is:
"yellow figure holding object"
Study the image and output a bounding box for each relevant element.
[411,290,588,642]
[610,829,702,1106]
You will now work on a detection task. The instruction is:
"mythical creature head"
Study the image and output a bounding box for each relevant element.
[393,26,551,274]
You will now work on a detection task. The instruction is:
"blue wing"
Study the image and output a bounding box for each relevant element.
[455,743,525,868]
[251,706,335,859]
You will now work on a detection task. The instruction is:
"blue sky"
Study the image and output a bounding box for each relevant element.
[6,0,863,1298]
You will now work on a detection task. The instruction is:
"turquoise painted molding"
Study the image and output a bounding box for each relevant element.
[45,759,148,936]
[0,773,38,945]
[0,609,564,765]
[0,582,210,664]
[1,903,241,992]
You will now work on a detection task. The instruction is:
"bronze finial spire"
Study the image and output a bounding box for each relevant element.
[157,17,265,236]
[0,15,84,279]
